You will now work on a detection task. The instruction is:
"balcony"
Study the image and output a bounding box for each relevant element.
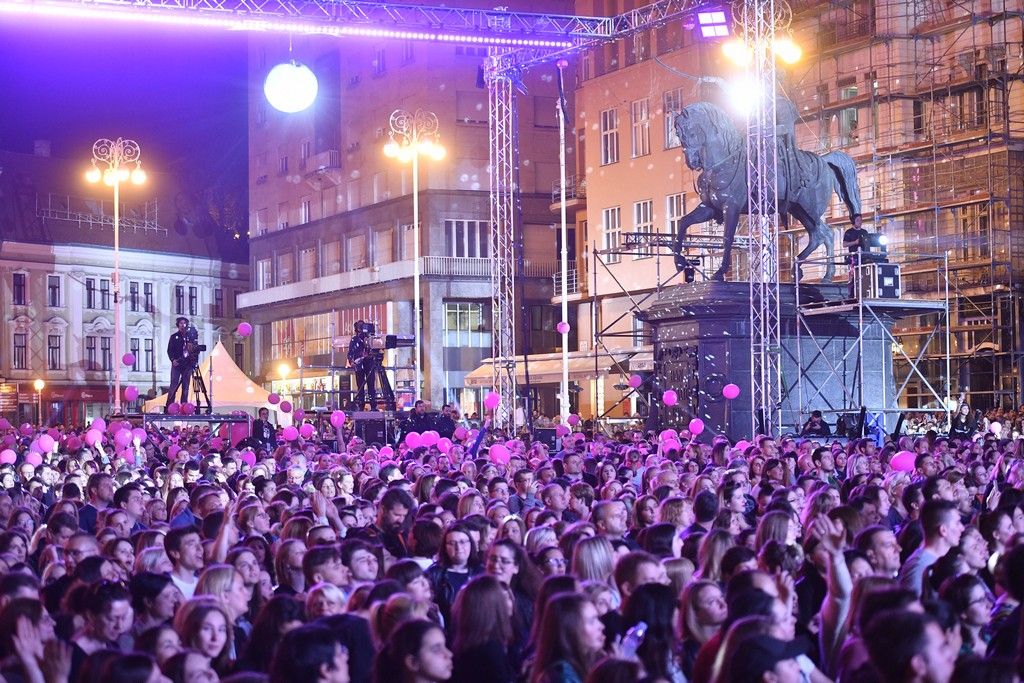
[549,174,587,213]
[551,263,583,303]
[304,149,343,187]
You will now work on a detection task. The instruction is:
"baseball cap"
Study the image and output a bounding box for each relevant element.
[728,635,804,683]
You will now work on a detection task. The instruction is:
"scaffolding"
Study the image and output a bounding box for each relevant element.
[788,0,1024,411]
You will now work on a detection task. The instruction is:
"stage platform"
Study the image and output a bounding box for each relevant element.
[142,413,250,428]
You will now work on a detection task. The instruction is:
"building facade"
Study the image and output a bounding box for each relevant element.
[241,15,575,416]
[0,149,250,425]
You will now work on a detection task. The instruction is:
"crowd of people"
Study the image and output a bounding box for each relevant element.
[0,410,1021,683]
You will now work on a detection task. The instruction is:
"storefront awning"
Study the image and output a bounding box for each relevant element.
[463,347,652,388]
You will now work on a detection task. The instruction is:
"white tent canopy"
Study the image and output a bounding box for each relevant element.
[143,341,278,415]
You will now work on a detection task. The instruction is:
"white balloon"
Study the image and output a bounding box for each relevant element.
[264,62,319,114]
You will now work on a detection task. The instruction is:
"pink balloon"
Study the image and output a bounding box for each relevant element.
[267,393,281,405]
[47,428,59,441]
[330,410,347,428]
[405,432,422,449]
[293,409,306,423]
[91,418,107,432]
[556,321,570,335]
[65,436,82,451]
[132,427,147,444]
[237,321,253,337]
[890,450,915,473]
[483,391,501,411]
[122,352,136,367]
[279,401,292,414]
[659,429,679,442]
[85,429,103,447]
[0,436,12,448]
[453,426,469,442]
[628,374,643,389]
[114,429,133,449]
[722,383,741,400]
[37,434,55,452]
[438,438,453,454]
[567,414,581,426]
[0,418,9,430]
[688,418,705,436]
[555,424,570,437]
[282,425,299,441]
[735,440,751,451]
[24,452,41,467]
[168,444,182,459]
[379,446,395,458]
[489,443,511,465]
[663,438,683,452]
[124,386,139,402]
[240,450,256,467]
[299,423,315,439]
[662,390,679,407]
[167,403,181,415]
[181,402,196,416]
[421,431,439,447]
[0,449,15,465]
[19,423,33,437]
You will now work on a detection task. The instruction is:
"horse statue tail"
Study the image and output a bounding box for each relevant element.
[823,151,863,228]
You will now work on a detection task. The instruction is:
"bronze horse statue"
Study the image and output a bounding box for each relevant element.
[671,99,862,281]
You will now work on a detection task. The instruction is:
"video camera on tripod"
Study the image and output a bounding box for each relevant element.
[354,322,415,352]
[185,325,208,354]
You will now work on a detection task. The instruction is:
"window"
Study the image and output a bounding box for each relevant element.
[347,235,368,270]
[299,247,318,280]
[130,338,140,371]
[256,208,269,235]
[444,302,491,347]
[175,286,185,315]
[234,342,245,369]
[600,108,620,165]
[13,333,27,370]
[144,338,154,372]
[372,172,386,203]
[399,223,416,261]
[630,98,650,158]
[188,287,198,316]
[445,219,489,258]
[256,258,273,290]
[12,273,26,305]
[47,335,61,370]
[402,40,414,64]
[100,337,111,371]
[143,283,154,313]
[322,242,341,276]
[129,282,139,312]
[277,252,295,285]
[277,202,290,230]
[86,278,96,309]
[633,199,654,258]
[100,279,111,310]
[632,316,649,347]
[667,193,687,239]
[839,84,859,146]
[603,206,622,264]
[372,47,386,76]
[278,155,288,175]
[85,336,97,371]
[47,275,61,307]
[214,289,224,318]
[374,229,394,266]
[300,197,312,224]
[300,140,311,162]
[664,88,684,148]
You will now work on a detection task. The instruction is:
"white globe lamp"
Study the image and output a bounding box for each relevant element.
[264,61,319,114]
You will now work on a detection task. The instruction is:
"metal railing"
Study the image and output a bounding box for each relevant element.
[553,265,579,295]
[36,192,164,235]
[551,174,586,204]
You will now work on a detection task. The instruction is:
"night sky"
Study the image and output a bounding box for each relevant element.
[0,18,248,189]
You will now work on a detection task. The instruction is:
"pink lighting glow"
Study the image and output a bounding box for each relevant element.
[0,0,575,48]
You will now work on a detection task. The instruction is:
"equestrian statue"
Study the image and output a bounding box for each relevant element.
[671,97,862,282]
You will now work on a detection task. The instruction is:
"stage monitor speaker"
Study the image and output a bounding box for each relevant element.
[353,411,389,445]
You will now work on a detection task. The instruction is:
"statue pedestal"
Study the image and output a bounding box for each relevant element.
[640,281,898,440]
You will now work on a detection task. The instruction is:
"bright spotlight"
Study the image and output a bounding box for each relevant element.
[85,167,101,183]
[773,37,802,64]
[724,76,763,117]
[695,7,731,39]
[722,38,753,67]
[877,234,889,246]
[130,167,147,185]
[264,61,319,114]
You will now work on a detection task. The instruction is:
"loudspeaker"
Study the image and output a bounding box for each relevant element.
[353,411,389,444]
[535,427,558,450]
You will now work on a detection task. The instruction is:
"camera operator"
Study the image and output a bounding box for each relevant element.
[347,320,376,411]
[165,316,199,411]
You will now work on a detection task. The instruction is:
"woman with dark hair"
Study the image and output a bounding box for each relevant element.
[69,581,134,680]
[531,593,605,683]
[425,524,482,625]
[134,623,182,666]
[161,649,218,683]
[386,559,436,604]
[637,522,681,559]
[621,582,684,682]
[130,572,184,637]
[450,575,515,683]
[237,594,305,672]
[173,597,234,676]
[98,653,164,683]
[940,573,993,657]
[373,618,453,683]
[227,546,264,621]
[678,580,725,678]
[485,538,541,638]
[528,575,579,655]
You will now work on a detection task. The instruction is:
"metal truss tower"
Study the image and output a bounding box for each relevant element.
[740,0,783,436]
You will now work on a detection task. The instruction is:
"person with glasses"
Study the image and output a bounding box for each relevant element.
[534,546,568,577]
[425,525,482,626]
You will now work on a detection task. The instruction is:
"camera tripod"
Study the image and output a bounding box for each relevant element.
[356,352,397,412]
[190,362,212,415]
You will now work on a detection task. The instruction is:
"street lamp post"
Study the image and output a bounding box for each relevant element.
[33,379,44,426]
[86,138,146,415]
[383,110,446,404]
